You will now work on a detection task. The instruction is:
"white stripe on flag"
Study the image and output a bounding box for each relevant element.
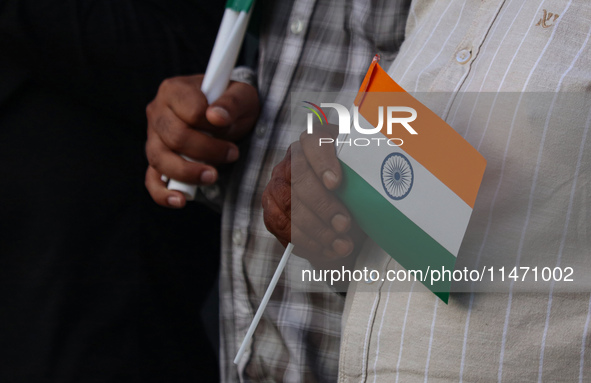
[338,114,473,256]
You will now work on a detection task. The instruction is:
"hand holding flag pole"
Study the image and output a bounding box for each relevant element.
[167,0,255,199]
[235,55,488,364]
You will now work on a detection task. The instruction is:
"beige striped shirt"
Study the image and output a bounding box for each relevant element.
[339,1,591,382]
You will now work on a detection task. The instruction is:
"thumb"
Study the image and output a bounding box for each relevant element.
[205,81,259,128]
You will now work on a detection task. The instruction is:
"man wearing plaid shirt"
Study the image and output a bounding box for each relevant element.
[144,0,411,381]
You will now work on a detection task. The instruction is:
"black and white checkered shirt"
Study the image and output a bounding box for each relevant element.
[218,0,410,381]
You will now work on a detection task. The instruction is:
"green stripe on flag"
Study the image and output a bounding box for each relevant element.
[336,161,456,303]
[225,0,255,12]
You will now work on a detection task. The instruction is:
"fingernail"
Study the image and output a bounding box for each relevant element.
[210,106,230,123]
[332,238,353,257]
[201,169,216,184]
[331,214,350,233]
[226,146,239,162]
[323,170,338,189]
[167,195,183,208]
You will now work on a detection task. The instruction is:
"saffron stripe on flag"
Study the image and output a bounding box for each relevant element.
[354,63,487,208]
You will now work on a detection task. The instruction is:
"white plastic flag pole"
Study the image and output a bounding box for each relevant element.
[166,1,254,200]
[201,10,251,103]
[234,242,294,364]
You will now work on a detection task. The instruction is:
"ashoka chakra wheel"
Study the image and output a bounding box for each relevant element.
[381,153,413,200]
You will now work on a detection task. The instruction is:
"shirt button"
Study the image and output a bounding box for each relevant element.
[202,184,220,200]
[456,49,472,64]
[232,229,245,247]
[255,125,267,137]
[365,270,379,284]
[290,19,304,34]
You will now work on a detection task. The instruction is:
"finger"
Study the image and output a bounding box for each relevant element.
[291,195,353,258]
[154,75,215,130]
[299,124,342,190]
[290,223,325,260]
[262,187,291,245]
[148,109,239,165]
[262,152,292,241]
[146,130,218,185]
[207,81,259,126]
[291,142,352,234]
[206,81,260,140]
[145,166,186,209]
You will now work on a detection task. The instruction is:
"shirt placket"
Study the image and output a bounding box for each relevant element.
[231,0,317,379]
[430,0,508,117]
[350,0,508,379]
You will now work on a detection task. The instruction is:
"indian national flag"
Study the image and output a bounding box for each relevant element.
[335,59,487,303]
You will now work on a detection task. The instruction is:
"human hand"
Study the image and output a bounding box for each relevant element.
[262,125,366,268]
[145,74,259,208]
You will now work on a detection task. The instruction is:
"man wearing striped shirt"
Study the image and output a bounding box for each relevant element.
[265,0,591,381]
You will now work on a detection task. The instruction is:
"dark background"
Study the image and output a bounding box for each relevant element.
[0,1,225,381]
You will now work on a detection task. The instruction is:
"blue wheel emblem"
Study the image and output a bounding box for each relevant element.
[381,153,413,200]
